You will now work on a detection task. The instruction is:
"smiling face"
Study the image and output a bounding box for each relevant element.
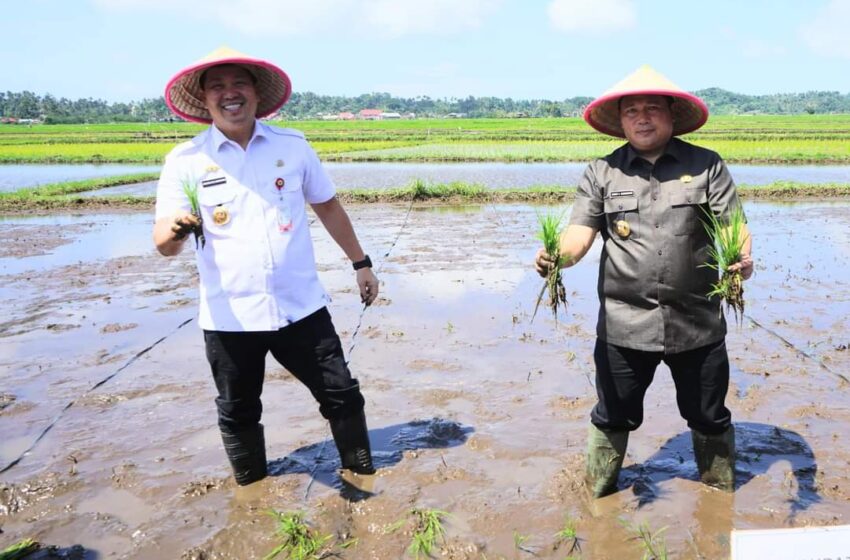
[619,94,674,161]
[200,64,259,145]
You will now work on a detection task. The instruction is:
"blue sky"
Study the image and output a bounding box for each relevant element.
[4,0,850,102]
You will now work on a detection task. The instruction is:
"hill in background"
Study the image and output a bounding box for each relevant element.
[1,88,848,124]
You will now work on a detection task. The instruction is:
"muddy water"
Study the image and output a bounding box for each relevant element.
[1,201,849,559]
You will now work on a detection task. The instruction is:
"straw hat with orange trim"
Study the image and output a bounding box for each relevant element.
[165,46,292,124]
[583,65,708,138]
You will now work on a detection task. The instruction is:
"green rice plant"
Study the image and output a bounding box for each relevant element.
[407,508,449,559]
[180,178,205,249]
[532,210,569,322]
[701,205,748,325]
[553,515,582,556]
[263,511,332,560]
[624,520,669,560]
[0,538,40,560]
[513,530,539,555]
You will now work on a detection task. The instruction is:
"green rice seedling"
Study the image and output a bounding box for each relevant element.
[180,178,205,249]
[553,515,582,556]
[623,520,668,560]
[701,205,748,325]
[263,511,332,560]
[532,210,569,322]
[407,508,449,559]
[0,538,40,560]
[513,530,538,555]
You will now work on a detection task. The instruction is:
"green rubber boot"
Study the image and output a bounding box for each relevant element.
[585,423,629,498]
[691,425,736,491]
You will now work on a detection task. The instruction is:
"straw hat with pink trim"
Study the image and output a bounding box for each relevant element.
[165,46,292,124]
[583,65,709,138]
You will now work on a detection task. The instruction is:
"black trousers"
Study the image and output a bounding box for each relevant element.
[203,307,365,433]
[590,338,731,435]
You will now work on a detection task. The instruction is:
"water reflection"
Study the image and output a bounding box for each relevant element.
[0,213,156,276]
[2,162,849,195]
[0,163,160,192]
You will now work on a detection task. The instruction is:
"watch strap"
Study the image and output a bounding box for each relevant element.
[352,255,372,270]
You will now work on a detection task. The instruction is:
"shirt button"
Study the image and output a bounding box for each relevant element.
[655,224,660,228]
[657,250,662,255]
[652,196,657,201]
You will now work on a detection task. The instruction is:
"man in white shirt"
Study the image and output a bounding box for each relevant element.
[153,47,379,489]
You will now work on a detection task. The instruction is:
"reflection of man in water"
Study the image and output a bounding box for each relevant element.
[152,47,379,489]
[535,66,754,497]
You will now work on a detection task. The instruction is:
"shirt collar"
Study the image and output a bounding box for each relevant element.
[209,120,268,151]
[625,137,683,167]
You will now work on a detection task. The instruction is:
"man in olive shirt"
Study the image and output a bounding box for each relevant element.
[536,66,753,498]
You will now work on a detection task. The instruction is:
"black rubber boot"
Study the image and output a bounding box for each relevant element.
[329,411,375,475]
[221,423,268,486]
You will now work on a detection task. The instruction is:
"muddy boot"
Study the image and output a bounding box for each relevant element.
[692,425,736,491]
[585,423,629,499]
[221,424,268,486]
[330,411,376,494]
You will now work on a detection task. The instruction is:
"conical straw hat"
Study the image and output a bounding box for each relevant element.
[583,65,708,138]
[165,46,292,124]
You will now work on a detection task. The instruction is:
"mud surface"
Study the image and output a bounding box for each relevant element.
[1,201,849,559]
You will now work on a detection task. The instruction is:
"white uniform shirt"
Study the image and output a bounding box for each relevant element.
[155,121,335,331]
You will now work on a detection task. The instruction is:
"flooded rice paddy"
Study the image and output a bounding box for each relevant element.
[0,164,162,192]
[1,200,849,559]
[2,162,850,194]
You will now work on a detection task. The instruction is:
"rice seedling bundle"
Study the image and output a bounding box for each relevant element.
[702,205,748,326]
[181,178,205,249]
[533,211,568,322]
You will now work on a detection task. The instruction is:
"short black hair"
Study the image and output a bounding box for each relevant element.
[198,64,258,90]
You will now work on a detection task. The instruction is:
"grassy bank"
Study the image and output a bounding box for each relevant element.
[2,178,849,213]
[2,115,850,164]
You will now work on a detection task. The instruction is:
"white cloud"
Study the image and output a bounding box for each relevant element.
[799,0,850,59]
[364,0,501,38]
[547,0,636,34]
[92,0,501,38]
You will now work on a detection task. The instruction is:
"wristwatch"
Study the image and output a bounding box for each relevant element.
[352,255,372,270]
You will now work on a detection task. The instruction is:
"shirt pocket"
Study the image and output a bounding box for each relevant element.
[604,195,640,239]
[263,171,305,218]
[669,186,708,235]
[197,187,237,232]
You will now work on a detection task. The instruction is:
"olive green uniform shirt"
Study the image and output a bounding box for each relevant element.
[569,137,743,353]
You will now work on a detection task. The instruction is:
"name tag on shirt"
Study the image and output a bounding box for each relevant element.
[609,190,634,198]
[202,177,227,188]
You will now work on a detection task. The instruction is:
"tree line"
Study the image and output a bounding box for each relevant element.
[2,88,849,123]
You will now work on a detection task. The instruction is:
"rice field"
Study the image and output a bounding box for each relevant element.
[1,115,850,163]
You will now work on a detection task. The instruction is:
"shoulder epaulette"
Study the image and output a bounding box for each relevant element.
[267,126,306,139]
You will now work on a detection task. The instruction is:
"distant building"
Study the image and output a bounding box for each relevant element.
[381,112,401,119]
[358,109,383,120]
[338,112,355,120]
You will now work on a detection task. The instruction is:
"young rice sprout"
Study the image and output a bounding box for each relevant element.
[701,204,748,326]
[533,211,569,322]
